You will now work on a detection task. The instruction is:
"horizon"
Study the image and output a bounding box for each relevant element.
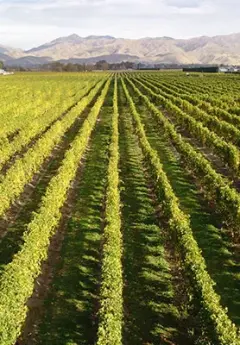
[0,0,239,49]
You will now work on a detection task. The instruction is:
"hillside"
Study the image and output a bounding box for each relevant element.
[1,33,240,66]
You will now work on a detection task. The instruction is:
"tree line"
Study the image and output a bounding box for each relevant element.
[3,60,136,72]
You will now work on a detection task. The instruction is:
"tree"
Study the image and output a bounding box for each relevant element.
[0,61,4,69]
[50,62,63,72]
[95,60,109,70]
[63,63,78,72]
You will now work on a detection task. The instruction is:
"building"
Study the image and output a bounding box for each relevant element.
[183,66,219,73]
[0,69,13,75]
[218,66,240,73]
[219,67,229,73]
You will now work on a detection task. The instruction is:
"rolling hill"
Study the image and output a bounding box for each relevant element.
[1,33,240,67]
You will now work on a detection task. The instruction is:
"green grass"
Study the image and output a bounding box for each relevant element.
[132,96,240,326]
[37,102,113,345]
[0,89,100,276]
[1,73,239,344]
[118,84,190,345]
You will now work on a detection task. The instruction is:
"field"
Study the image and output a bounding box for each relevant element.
[0,71,239,345]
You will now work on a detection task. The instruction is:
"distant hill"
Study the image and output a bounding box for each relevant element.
[59,53,140,64]
[1,33,240,67]
[5,56,52,68]
[0,52,12,62]
[0,45,25,59]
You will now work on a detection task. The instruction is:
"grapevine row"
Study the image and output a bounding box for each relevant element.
[0,80,71,140]
[0,81,100,171]
[0,78,107,218]
[121,77,240,345]
[141,75,240,132]
[132,77,240,173]
[143,74,240,113]
[126,76,240,236]
[0,78,111,345]
[96,77,123,345]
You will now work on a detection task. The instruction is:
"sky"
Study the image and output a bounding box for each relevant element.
[0,0,239,49]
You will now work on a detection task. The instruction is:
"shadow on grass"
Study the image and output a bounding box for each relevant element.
[0,83,106,276]
[38,104,112,345]
[119,86,190,345]
[136,101,240,326]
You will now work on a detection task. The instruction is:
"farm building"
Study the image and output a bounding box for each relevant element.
[183,66,219,73]
[0,69,13,75]
[219,66,240,73]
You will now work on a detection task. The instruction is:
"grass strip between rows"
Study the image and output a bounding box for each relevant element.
[121,77,240,345]
[0,83,92,171]
[126,76,240,237]
[96,77,123,345]
[0,78,111,345]
[133,76,240,173]
[0,78,106,218]
[142,75,240,131]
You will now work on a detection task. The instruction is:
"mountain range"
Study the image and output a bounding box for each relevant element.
[1,33,240,67]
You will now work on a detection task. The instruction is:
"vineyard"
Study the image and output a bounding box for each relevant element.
[0,71,239,345]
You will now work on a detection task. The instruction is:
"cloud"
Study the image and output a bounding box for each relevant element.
[0,0,239,48]
[164,0,204,8]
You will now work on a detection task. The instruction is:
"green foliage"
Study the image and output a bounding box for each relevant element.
[0,71,239,345]
[142,75,240,129]
[0,78,111,345]
[0,80,99,170]
[96,77,123,345]
[122,77,240,345]
[126,76,240,236]
[133,77,240,173]
[0,78,107,218]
